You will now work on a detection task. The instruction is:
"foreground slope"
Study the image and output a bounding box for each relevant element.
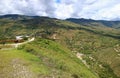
[0,39,98,78]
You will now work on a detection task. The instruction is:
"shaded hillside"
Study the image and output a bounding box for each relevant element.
[66,18,120,28]
[0,14,46,20]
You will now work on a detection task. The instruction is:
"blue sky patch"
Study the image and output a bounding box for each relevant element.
[56,0,61,3]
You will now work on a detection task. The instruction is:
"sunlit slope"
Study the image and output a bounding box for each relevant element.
[0,39,98,78]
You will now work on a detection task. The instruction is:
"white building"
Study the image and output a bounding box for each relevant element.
[16,36,23,40]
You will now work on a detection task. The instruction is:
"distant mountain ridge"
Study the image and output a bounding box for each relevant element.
[66,18,120,28]
[0,14,54,20]
[1,14,120,28]
[0,14,33,20]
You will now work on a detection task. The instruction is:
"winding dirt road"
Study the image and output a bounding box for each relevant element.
[0,37,35,50]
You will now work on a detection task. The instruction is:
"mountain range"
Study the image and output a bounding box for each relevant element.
[0,14,120,78]
[67,18,120,28]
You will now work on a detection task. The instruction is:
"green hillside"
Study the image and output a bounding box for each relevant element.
[0,39,98,78]
[0,15,120,78]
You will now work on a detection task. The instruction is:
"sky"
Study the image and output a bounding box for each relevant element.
[0,0,120,20]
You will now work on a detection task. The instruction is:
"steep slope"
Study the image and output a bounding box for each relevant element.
[60,29,120,78]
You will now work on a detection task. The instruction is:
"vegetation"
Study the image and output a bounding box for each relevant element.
[0,39,98,78]
[0,15,120,78]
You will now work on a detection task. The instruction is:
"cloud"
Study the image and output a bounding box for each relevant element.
[0,0,56,17]
[55,0,120,20]
[54,2,74,19]
[0,0,120,20]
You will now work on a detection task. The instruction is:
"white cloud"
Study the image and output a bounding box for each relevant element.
[95,4,120,20]
[0,0,120,20]
[0,0,56,17]
[69,0,120,20]
[55,2,74,19]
